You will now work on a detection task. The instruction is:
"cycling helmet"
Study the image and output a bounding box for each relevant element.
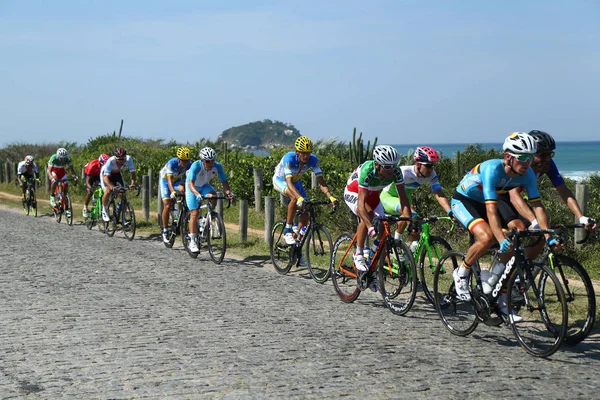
[176,146,192,161]
[414,146,440,164]
[199,147,217,161]
[373,145,399,166]
[114,147,127,158]
[294,136,313,153]
[528,130,556,152]
[98,153,110,165]
[502,132,537,154]
[57,148,68,158]
[24,155,34,165]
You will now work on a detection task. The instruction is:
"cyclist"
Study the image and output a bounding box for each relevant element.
[160,146,193,243]
[272,136,338,248]
[380,146,452,252]
[450,132,557,321]
[17,155,40,205]
[100,147,137,222]
[509,130,596,253]
[47,148,79,208]
[82,153,110,218]
[185,147,235,253]
[343,145,411,279]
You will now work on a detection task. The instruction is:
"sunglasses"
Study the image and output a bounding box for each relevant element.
[203,159,215,164]
[537,151,555,159]
[509,153,534,162]
[116,157,126,162]
[419,163,434,169]
[380,164,395,170]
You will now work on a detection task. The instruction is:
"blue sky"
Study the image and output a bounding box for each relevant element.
[1,0,598,148]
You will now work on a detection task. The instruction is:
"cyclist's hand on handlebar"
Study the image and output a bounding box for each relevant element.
[546,236,563,250]
[328,195,338,206]
[367,225,377,238]
[447,209,457,222]
[226,191,236,200]
[195,193,203,202]
[499,238,512,253]
[296,196,305,208]
[170,190,177,199]
[580,216,597,231]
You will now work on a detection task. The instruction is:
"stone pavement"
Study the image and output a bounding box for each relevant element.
[0,207,599,399]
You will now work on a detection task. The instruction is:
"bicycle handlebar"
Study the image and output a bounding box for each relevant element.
[295,199,338,216]
[201,193,232,209]
[550,223,597,244]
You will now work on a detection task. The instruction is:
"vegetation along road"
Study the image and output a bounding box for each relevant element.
[1,206,599,398]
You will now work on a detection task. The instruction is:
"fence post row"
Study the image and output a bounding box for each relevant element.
[239,199,248,243]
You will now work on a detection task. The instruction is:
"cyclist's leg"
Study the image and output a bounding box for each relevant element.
[272,176,296,244]
[160,177,173,233]
[295,183,309,229]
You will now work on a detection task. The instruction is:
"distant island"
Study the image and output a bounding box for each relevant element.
[217,119,300,150]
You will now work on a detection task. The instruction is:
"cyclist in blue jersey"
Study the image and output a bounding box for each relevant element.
[185,147,235,253]
[272,136,338,247]
[450,132,557,321]
[159,147,193,243]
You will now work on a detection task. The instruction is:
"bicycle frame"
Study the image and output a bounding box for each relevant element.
[412,216,455,264]
[290,200,334,264]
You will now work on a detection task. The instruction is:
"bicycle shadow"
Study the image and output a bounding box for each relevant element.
[234,255,270,268]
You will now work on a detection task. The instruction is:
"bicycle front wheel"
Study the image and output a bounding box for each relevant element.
[31,189,38,217]
[65,194,73,226]
[24,189,30,215]
[433,250,478,336]
[379,239,418,316]
[53,195,62,223]
[540,254,594,345]
[122,201,136,241]
[305,224,333,284]
[269,220,293,275]
[207,211,226,264]
[105,200,117,237]
[330,233,361,303]
[419,236,453,305]
[180,211,199,259]
[509,263,567,357]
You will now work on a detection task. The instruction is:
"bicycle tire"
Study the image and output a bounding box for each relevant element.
[433,250,478,336]
[31,188,38,217]
[207,211,227,264]
[330,233,361,303]
[509,263,567,357]
[419,236,453,305]
[65,193,73,226]
[539,254,595,345]
[305,224,333,284]
[379,239,418,316]
[53,192,62,223]
[105,200,117,237]
[24,188,30,215]
[122,201,136,241]
[159,211,177,248]
[180,211,199,259]
[270,220,293,275]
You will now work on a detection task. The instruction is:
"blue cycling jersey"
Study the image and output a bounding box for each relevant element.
[456,159,541,204]
[160,157,191,181]
[274,152,322,182]
[536,159,565,187]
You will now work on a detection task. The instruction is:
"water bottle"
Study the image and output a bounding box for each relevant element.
[91,197,96,206]
[299,226,307,238]
[115,202,121,216]
[198,216,206,233]
[292,224,299,237]
[482,263,506,294]
[368,239,380,261]
[171,202,178,223]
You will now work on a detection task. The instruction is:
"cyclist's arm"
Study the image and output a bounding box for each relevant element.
[166,174,176,193]
[432,188,451,213]
[85,174,93,190]
[356,188,372,227]
[531,200,556,243]
[555,183,585,220]
[129,170,137,186]
[221,180,233,196]
[396,183,411,219]
[509,187,536,222]
[485,202,506,244]
[315,175,333,197]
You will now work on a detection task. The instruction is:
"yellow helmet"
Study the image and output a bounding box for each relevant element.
[295,136,313,153]
[176,146,192,161]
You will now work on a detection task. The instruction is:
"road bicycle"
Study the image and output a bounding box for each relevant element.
[104,185,140,241]
[535,223,597,345]
[52,179,76,226]
[158,192,188,248]
[84,183,105,232]
[181,194,231,264]
[433,228,568,358]
[269,200,336,283]
[330,214,417,316]
[21,176,39,217]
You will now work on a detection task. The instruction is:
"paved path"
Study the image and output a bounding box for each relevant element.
[1,207,599,399]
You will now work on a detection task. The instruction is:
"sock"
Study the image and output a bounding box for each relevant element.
[394,231,402,241]
[458,262,471,277]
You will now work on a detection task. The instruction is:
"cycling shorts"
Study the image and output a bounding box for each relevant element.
[343,187,385,217]
[186,184,217,210]
[160,178,185,200]
[100,173,125,190]
[450,192,519,232]
[272,175,308,200]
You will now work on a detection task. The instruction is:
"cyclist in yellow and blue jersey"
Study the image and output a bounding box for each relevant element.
[159,147,193,243]
[450,132,557,321]
[272,136,337,246]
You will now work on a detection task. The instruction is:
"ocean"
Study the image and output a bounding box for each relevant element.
[392,141,600,182]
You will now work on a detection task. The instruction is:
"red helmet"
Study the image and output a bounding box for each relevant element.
[114,147,127,158]
[98,153,110,165]
[414,146,440,164]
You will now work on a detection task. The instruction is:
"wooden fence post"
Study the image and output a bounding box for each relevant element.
[264,196,274,244]
[574,183,589,249]
[0,160,4,183]
[311,171,317,189]
[157,176,163,218]
[142,175,150,222]
[254,168,263,212]
[239,199,248,243]
[147,168,153,200]
[5,162,12,184]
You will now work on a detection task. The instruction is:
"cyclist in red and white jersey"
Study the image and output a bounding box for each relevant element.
[100,147,137,222]
[343,145,411,277]
[82,153,110,218]
[47,148,79,208]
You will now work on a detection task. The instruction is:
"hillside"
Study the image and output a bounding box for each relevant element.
[217,119,300,149]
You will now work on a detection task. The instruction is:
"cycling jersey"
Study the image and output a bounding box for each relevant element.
[186,160,227,187]
[382,165,442,199]
[455,159,541,204]
[345,160,404,193]
[17,161,39,176]
[101,155,135,176]
[273,152,322,182]
[47,154,73,171]
[160,157,191,181]
[536,159,565,187]
[84,159,102,177]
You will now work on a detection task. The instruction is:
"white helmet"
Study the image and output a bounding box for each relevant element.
[57,148,69,158]
[199,147,217,161]
[502,132,537,154]
[373,145,399,166]
[25,155,34,164]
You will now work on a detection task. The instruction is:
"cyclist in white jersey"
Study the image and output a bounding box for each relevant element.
[343,145,411,276]
[17,155,40,205]
[100,147,137,222]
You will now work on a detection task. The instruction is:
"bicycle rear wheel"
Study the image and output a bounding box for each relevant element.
[65,194,73,226]
[540,254,596,345]
[269,220,293,275]
[105,200,117,237]
[433,250,478,336]
[159,211,177,248]
[305,224,333,284]
[379,239,418,315]
[53,193,62,223]
[24,189,30,215]
[180,211,199,259]
[330,233,361,303]
[122,201,136,241]
[509,264,567,357]
[207,211,226,264]
[418,236,452,305]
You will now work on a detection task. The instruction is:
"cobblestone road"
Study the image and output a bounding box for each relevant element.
[1,207,599,399]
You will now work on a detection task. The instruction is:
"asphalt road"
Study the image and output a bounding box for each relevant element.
[1,206,599,399]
